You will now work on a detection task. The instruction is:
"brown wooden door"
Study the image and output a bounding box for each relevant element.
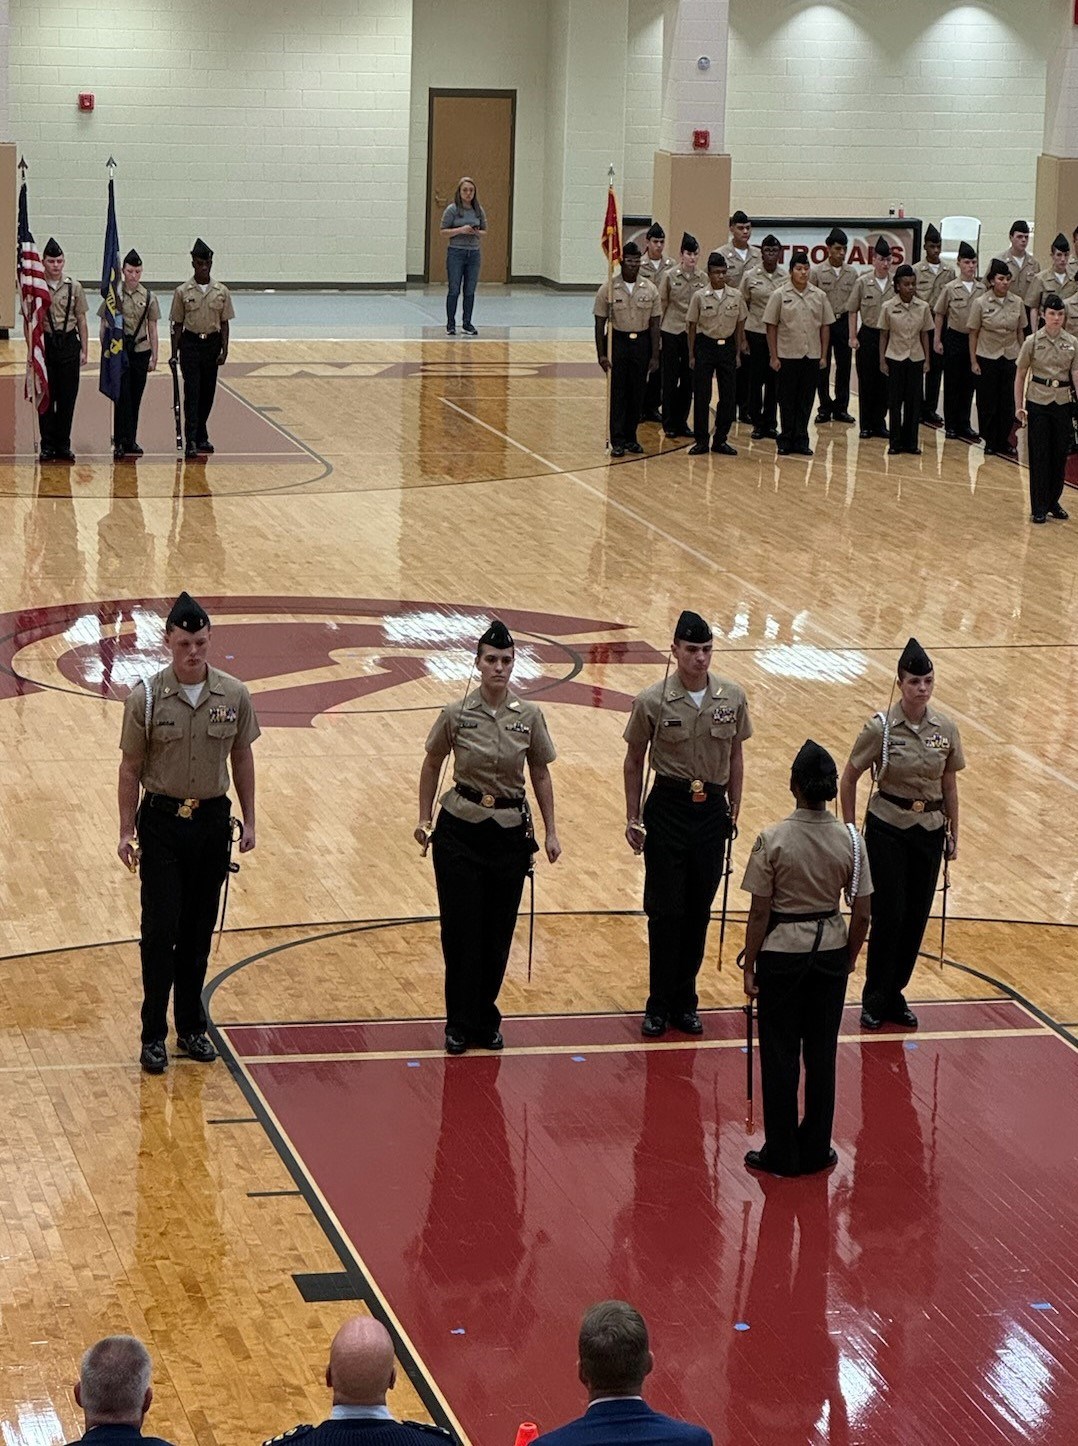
[426,90,515,284]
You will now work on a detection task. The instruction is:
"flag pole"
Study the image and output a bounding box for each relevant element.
[18,156,29,360]
[606,164,615,453]
[107,156,118,454]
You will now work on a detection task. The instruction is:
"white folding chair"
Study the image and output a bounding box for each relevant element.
[940,215,982,268]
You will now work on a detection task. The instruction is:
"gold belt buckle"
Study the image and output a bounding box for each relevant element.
[911,799,925,813]
[480,793,496,809]
[690,778,707,804]
[177,798,199,819]
[628,331,639,339]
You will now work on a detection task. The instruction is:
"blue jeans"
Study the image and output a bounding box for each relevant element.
[446,247,481,327]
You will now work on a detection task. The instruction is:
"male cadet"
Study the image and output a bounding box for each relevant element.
[169,238,234,458]
[118,591,259,1073]
[913,223,955,425]
[657,232,706,438]
[99,249,159,459]
[38,238,88,463]
[994,221,1040,326]
[763,249,835,457]
[622,610,751,1038]
[1025,233,1078,332]
[638,223,675,422]
[740,234,786,439]
[721,210,762,422]
[849,235,894,438]
[810,227,859,424]
[933,241,985,440]
[686,252,747,455]
[264,1316,452,1446]
[594,241,661,457]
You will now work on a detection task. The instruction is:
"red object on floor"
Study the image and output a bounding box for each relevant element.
[512,1424,538,1446]
[227,1002,1078,1445]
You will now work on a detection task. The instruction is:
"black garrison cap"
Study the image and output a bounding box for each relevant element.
[123,248,142,266]
[826,227,848,246]
[43,238,63,257]
[674,610,713,644]
[957,241,977,261]
[1052,233,1070,253]
[924,223,941,244]
[1010,220,1030,235]
[874,235,892,259]
[707,251,727,269]
[761,234,781,248]
[645,223,665,240]
[623,241,641,258]
[894,263,915,282]
[790,249,810,267]
[191,237,213,260]
[729,210,750,225]
[986,257,1011,281]
[897,636,932,676]
[166,591,211,632]
[791,738,838,789]
[681,231,699,253]
[477,619,514,651]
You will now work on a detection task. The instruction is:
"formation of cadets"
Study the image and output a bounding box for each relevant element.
[34,237,233,464]
[593,212,1078,524]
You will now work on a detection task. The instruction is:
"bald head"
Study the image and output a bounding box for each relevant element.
[326,1317,396,1406]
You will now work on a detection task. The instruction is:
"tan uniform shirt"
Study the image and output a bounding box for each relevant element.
[686,286,748,342]
[658,265,708,335]
[1017,328,1078,405]
[119,665,261,799]
[97,284,160,353]
[849,274,894,328]
[761,282,836,359]
[593,277,662,334]
[913,259,956,309]
[848,702,965,832]
[993,248,1040,302]
[170,278,235,335]
[720,243,762,289]
[426,689,556,830]
[639,255,676,288]
[740,265,787,335]
[741,809,874,954]
[969,292,1024,361]
[881,296,933,362]
[623,673,752,785]
[809,263,860,318]
[45,278,88,334]
[1024,266,1078,311]
[934,278,987,334]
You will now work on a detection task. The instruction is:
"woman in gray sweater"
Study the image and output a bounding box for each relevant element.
[440,176,487,335]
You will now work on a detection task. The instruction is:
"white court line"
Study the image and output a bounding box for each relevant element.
[441,397,1078,799]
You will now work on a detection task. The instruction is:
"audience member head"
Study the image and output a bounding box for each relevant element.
[577,1301,653,1400]
[74,1337,153,1429]
[326,1316,397,1406]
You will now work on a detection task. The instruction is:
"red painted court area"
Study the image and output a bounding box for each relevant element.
[224,1002,1078,1446]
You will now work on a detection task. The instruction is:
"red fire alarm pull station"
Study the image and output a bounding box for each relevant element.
[692,129,709,151]
[78,93,94,111]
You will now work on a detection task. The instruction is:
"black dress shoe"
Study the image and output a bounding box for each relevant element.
[664,429,679,439]
[887,446,902,455]
[131,442,144,456]
[908,446,922,455]
[476,1031,504,1051]
[750,428,768,440]
[445,1028,468,1055]
[799,1148,839,1175]
[671,1011,703,1035]
[744,1149,797,1178]
[959,429,981,443]
[643,411,663,424]
[625,441,644,454]
[1049,504,1070,520]
[113,446,126,461]
[814,409,832,424]
[687,442,709,455]
[56,449,76,462]
[675,428,695,439]
[872,428,890,439]
[860,1009,883,1030]
[176,1032,218,1063]
[859,428,872,439]
[945,429,958,439]
[197,438,215,453]
[641,1013,667,1038]
[776,444,792,455]
[922,410,943,426]
[610,445,625,458]
[890,1007,919,1028]
[1032,512,1048,524]
[711,441,737,456]
[38,449,55,462]
[140,1039,168,1074]
[999,447,1019,460]
[833,411,855,424]
[185,443,198,459]
[794,445,814,456]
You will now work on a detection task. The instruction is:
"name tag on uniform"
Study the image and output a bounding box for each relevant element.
[209,705,238,724]
[459,718,479,729]
[153,718,176,728]
[712,705,737,725]
[661,718,683,728]
[506,721,530,734]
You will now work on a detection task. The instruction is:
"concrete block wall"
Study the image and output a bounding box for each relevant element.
[624,0,663,217]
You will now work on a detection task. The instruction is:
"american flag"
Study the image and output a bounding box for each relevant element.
[17,182,50,414]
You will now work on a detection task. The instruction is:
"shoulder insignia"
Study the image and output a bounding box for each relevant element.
[402,1423,454,1440]
[751,834,763,853]
[262,1426,315,1446]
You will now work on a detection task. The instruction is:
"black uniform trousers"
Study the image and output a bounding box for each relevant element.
[861,812,944,1021]
[1026,400,1072,515]
[641,786,731,1018]
[975,355,1017,453]
[431,809,534,1040]
[660,331,692,433]
[179,331,222,445]
[136,794,231,1044]
[942,329,977,434]
[756,945,848,1176]
[39,332,81,455]
[735,330,751,419]
[644,334,662,419]
[887,358,923,452]
[692,335,736,446]
[776,357,818,451]
[114,343,151,451]
[746,332,778,433]
[609,331,651,447]
[922,332,944,416]
[855,326,887,432]
[816,315,851,414]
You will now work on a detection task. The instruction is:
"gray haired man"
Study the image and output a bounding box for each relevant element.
[68,1337,175,1446]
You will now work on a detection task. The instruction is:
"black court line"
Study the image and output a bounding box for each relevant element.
[207,1116,259,1125]
[248,1188,303,1198]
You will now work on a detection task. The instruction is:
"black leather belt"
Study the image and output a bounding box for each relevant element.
[878,790,943,814]
[455,783,525,810]
[768,909,839,924]
[143,792,226,818]
[652,774,727,803]
[183,331,220,342]
[1031,374,1067,389]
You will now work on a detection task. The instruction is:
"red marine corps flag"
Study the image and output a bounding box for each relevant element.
[17,167,50,413]
[601,180,622,264]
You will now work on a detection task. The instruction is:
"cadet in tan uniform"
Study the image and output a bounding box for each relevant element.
[98,248,159,459]
[594,241,661,456]
[969,258,1025,457]
[118,592,259,1073]
[686,252,747,455]
[657,232,706,438]
[1024,233,1078,333]
[993,220,1039,325]
[849,235,894,439]
[913,223,954,425]
[840,637,964,1030]
[880,265,933,454]
[639,223,675,422]
[740,234,786,439]
[39,238,89,463]
[810,227,859,424]
[762,250,835,456]
[1015,292,1078,523]
[741,740,872,1178]
[623,610,752,1038]
[169,238,234,459]
[721,211,761,422]
[933,241,984,441]
[417,620,560,1054]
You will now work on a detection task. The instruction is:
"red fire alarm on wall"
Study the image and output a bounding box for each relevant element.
[77,93,94,111]
[692,129,709,151]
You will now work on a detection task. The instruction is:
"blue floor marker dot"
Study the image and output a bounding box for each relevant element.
[450,1327,466,1335]
[571,1055,586,1062]
[734,1322,750,1332]
[406,1060,420,1068]
[903,1040,919,1050]
[1031,1302,1053,1311]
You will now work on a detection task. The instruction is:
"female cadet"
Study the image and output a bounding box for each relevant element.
[839,638,965,1032]
[968,258,1025,458]
[741,740,872,1178]
[1014,292,1078,524]
[416,621,560,1055]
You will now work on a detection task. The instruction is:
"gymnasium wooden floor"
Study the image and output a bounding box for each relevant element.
[1,329,1077,1445]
